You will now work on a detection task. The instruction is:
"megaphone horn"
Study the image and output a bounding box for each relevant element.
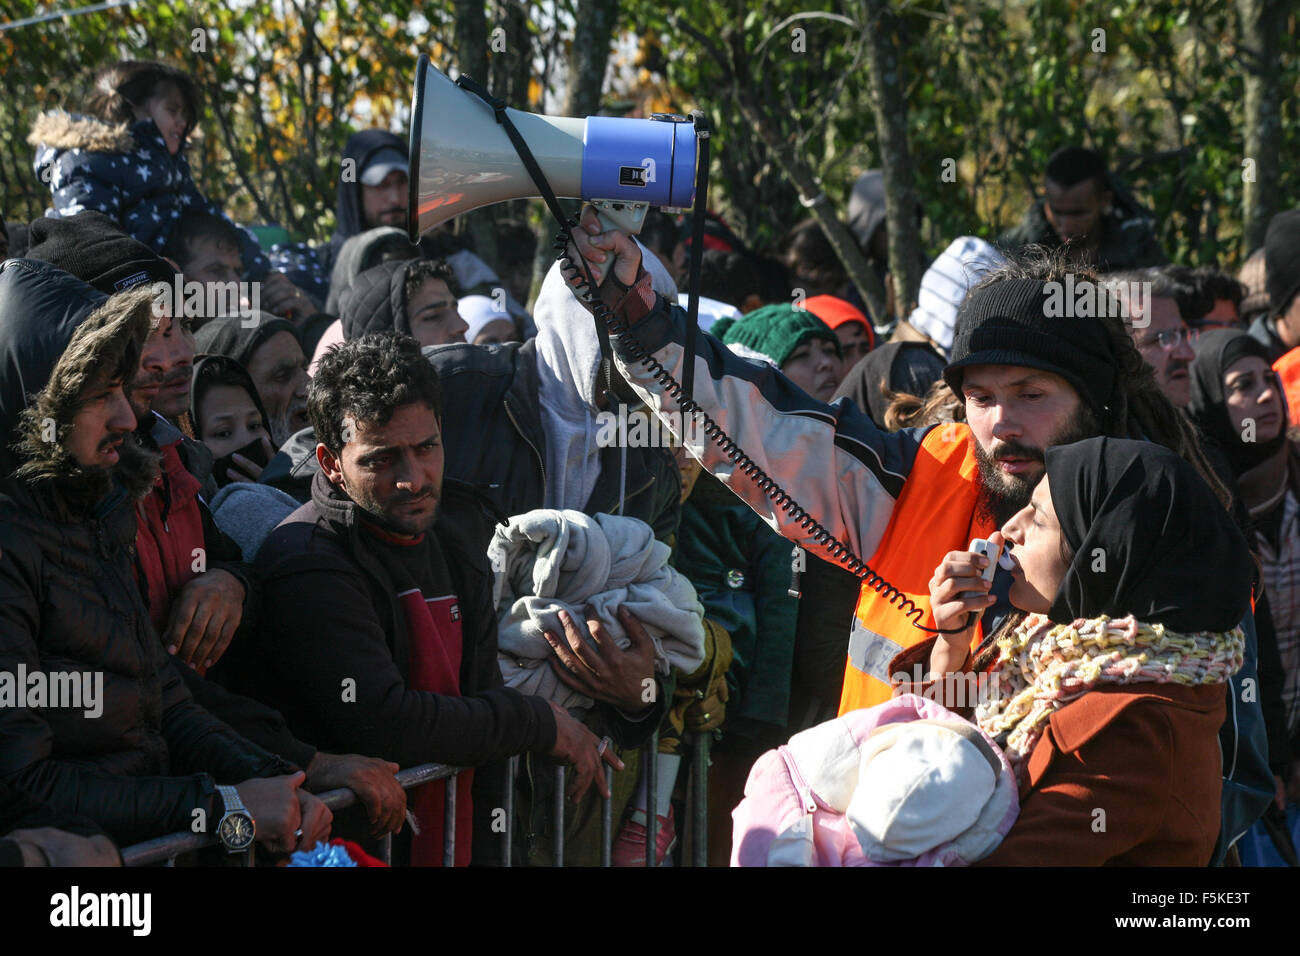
[408,55,698,240]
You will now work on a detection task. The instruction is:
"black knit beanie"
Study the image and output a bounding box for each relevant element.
[943,277,1119,419]
[1264,208,1300,317]
[25,211,175,294]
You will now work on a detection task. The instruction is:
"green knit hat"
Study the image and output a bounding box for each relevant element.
[718,303,842,367]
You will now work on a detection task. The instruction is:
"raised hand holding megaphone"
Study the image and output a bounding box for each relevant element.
[564,205,644,293]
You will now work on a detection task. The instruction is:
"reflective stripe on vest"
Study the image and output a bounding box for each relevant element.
[838,423,994,715]
[1274,347,1300,428]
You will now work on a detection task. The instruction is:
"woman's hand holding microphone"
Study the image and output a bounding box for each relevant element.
[926,531,1007,678]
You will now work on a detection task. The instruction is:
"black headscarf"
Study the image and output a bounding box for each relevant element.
[1044,436,1253,632]
[193,313,300,368]
[188,354,273,486]
[189,354,270,431]
[833,340,946,426]
[1187,328,1287,476]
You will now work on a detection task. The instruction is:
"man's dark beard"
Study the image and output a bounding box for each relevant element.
[348,483,440,537]
[974,403,1100,526]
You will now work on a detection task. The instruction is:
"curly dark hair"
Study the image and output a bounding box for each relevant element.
[1154,264,1245,325]
[308,332,443,456]
[84,60,202,138]
[402,258,460,305]
[779,219,847,295]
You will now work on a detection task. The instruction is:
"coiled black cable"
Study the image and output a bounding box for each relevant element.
[552,221,965,635]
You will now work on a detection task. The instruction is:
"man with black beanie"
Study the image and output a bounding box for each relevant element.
[1249,207,1300,362]
[563,208,1273,864]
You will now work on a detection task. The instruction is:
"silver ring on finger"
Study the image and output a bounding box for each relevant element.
[294,828,304,840]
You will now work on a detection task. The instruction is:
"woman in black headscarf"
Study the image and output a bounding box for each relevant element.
[921,436,1253,864]
[1188,328,1300,806]
[185,354,274,487]
[194,314,308,448]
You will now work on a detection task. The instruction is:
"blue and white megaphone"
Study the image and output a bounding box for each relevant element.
[407,55,700,240]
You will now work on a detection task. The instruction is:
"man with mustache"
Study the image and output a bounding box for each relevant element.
[0,266,332,853]
[564,210,1273,860]
[23,213,251,670]
[233,332,621,865]
[21,217,409,834]
[1107,269,1198,409]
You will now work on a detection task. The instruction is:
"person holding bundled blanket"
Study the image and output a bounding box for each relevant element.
[489,508,707,711]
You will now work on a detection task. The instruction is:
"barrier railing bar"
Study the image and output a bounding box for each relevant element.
[121,762,462,867]
[646,734,659,867]
[600,764,613,867]
[443,772,457,867]
[553,765,565,867]
[502,755,517,868]
[692,733,709,867]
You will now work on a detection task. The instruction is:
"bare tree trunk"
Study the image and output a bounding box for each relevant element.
[860,0,922,318]
[566,0,621,117]
[732,82,888,320]
[493,0,533,222]
[454,0,498,267]
[1237,0,1283,255]
[672,16,887,317]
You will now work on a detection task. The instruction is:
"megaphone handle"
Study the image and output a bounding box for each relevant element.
[590,201,649,236]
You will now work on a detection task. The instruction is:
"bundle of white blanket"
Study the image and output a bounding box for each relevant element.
[489,509,707,710]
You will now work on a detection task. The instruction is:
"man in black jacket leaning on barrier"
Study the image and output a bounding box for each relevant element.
[237,331,618,865]
[0,261,330,852]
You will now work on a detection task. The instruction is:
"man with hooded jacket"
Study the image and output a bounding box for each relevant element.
[0,260,330,851]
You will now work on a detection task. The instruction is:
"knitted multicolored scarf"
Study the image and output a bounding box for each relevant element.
[974,613,1245,777]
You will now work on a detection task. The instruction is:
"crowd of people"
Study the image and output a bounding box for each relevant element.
[1,56,1298,869]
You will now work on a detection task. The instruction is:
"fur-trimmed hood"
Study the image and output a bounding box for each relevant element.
[28,110,136,154]
[0,260,158,512]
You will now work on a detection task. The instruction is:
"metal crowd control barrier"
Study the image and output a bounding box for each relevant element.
[121,763,461,867]
[123,732,712,867]
[500,731,711,868]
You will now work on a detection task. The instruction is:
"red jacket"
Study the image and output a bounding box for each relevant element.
[135,437,205,635]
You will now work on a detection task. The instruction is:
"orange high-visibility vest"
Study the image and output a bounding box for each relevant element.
[838,424,996,715]
[1275,347,1300,428]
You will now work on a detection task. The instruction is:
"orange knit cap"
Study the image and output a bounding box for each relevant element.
[803,294,874,347]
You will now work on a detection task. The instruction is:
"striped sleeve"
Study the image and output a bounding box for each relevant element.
[606,289,929,569]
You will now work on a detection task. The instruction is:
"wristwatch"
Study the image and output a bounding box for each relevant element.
[215,784,256,853]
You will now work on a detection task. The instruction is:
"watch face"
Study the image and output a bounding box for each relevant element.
[219,813,255,851]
